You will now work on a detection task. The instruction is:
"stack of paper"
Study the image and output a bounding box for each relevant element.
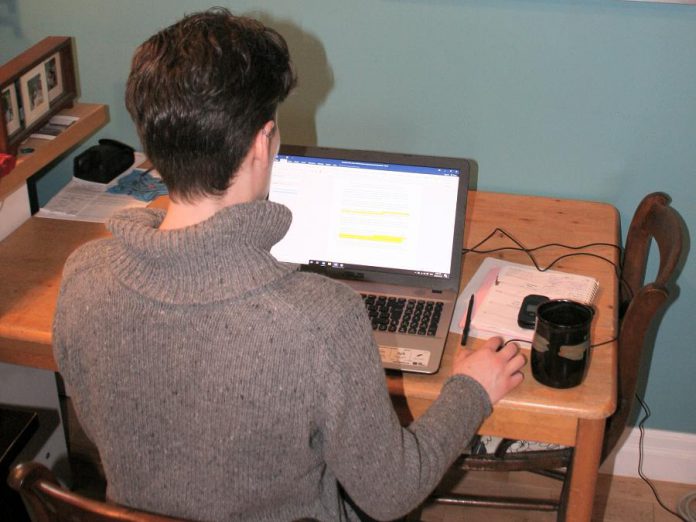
[31,115,79,140]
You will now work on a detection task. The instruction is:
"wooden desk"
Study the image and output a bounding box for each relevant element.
[389,192,619,522]
[0,191,619,521]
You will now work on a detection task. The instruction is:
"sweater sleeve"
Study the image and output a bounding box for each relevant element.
[316,293,492,521]
[52,240,111,445]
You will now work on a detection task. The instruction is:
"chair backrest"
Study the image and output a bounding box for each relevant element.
[603,192,685,460]
[8,461,194,522]
[619,192,684,311]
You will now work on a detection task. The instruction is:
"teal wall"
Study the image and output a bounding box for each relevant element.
[2,0,694,433]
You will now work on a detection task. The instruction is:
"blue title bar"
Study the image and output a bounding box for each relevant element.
[275,154,459,177]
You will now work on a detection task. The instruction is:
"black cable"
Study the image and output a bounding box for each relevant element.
[590,337,617,349]
[462,226,632,305]
[503,338,531,347]
[635,394,686,521]
[463,227,622,276]
[502,337,616,349]
[464,227,623,256]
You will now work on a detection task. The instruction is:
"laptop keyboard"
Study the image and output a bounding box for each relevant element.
[361,294,444,336]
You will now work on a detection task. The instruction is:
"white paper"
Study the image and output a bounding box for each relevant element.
[37,152,149,223]
[30,114,80,141]
[450,257,503,334]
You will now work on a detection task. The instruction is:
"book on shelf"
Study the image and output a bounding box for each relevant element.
[30,114,79,140]
[451,258,599,344]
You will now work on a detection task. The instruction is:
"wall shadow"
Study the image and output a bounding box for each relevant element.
[251,12,334,147]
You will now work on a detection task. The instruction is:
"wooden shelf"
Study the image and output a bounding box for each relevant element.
[0,103,109,201]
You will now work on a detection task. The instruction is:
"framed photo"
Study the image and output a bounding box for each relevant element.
[2,83,21,137]
[19,62,50,127]
[1,36,77,154]
[44,52,63,102]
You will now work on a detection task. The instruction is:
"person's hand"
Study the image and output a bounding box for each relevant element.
[452,337,525,405]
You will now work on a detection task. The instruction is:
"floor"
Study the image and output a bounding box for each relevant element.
[417,469,693,522]
[62,396,694,522]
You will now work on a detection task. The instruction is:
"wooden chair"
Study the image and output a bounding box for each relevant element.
[8,461,194,522]
[421,192,686,520]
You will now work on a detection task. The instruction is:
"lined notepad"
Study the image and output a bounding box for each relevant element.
[456,259,599,344]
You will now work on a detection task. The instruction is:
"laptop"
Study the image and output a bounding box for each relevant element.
[269,145,470,374]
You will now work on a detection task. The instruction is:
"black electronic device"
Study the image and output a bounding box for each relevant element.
[74,139,135,184]
[517,294,549,329]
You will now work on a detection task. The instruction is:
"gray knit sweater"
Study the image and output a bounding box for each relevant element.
[53,200,491,521]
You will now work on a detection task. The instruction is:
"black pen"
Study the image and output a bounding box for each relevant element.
[461,294,474,346]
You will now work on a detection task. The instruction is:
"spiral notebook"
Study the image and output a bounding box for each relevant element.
[453,258,599,344]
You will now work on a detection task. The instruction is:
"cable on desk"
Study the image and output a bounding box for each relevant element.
[502,338,531,347]
[462,226,622,275]
[462,226,636,306]
[501,337,616,349]
[589,337,617,349]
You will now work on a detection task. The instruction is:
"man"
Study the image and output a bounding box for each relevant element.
[53,8,525,521]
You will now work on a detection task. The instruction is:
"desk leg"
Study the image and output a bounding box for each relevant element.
[565,418,605,522]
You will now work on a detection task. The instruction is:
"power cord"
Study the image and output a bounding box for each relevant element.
[462,226,636,302]
[502,337,617,349]
[462,226,622,275]
[635,394,694,521]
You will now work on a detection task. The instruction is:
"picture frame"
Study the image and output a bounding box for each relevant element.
[44,52,63,102]
[0,36,78,155]
[19,62,50,127]
[1,83,21,137]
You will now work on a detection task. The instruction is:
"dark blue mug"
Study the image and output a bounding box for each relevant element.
[531,299,594,389]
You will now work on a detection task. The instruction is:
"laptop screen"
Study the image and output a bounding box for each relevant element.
[269,146,469,291]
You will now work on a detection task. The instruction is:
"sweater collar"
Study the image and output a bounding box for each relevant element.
[105,200,295,304]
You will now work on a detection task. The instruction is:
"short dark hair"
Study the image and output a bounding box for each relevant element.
[125,8,296,202]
